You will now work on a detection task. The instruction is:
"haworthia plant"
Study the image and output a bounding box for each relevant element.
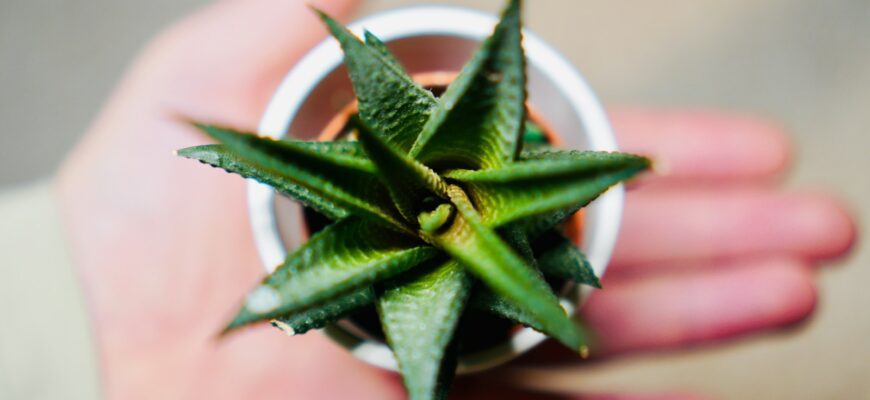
[177,1,649,399]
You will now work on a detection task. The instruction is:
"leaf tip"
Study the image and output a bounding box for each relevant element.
[312,6,354,43]
[579,345,590,359]
[270,319,297,336]
[649,155,669,176]
[217,319,242,339]
[307,3,328,19]
[165,111,199,127]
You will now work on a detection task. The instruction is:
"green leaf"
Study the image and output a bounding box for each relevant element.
[270,288,375,336]
[444,150,649,227]
[418,203,455,234]
[409,0,525,169]
[178,144,348,220]
[470,225,560,333]
[356,122,448,223]
[364,31,405,72]
[189,124,411,233]
[433,338,459,400]
[225,217,438,330]
[431,185,587,351]
[499,224,536,263]
[522,120,548,144]
[534,230,600,288]
[317,10,436,152]
[377,260,471,400]
[469,287,546,332]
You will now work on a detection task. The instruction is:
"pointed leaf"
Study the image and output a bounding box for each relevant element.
[356,122,449,223]
[178,144,348,220]
[364,31,405,72]
[469,288,547,332]
[444,150,649,227]
[433,339,459,400]
[470,225,571,335]
[499,224,536,264]
[377,260,471,400]
[522,120,548,144]
[534,230,600,288]
[270,287,375,336]
[189,124,411,233]
[318,11,436,152]
[225,217,438,330]
[409,0,525,169]
[430,185,587,350]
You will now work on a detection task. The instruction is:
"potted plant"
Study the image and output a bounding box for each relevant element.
[177,1,649,398]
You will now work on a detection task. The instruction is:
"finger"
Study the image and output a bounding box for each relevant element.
[584,258,816,356]
[474,368,712,400]
[571,393,710,400]
[452,378,709,400]
[124,0,360,126]
[611,188,856,267]
[610,108,791,184]
[453,375,709,400]
[449,379,570,399]
[214,326,405,400]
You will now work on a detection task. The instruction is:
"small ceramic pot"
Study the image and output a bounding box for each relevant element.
[248,5,623,374]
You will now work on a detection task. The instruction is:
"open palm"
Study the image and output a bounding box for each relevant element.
[56,1,854,399]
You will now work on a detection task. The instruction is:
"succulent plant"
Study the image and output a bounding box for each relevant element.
[177,0,649,398]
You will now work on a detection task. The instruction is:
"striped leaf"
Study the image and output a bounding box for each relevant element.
[318,11,436,152]
[444,150,649,227]
[225,217,438,330]
[356,122,448,224]
[409,0,525,169]
[534,230,600,288]
[432,185,587,351]
[178,144,348,220]
[189,124,411,233]
[270,288,375,336]
[377,260,471,400]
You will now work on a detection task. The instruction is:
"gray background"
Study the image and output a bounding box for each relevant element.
[2,0,867,398]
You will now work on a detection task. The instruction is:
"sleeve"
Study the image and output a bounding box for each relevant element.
[0,181,102,399]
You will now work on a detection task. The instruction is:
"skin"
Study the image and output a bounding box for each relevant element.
[55,0,856,399]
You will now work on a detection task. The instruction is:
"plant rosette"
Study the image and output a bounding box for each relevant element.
[177,1,649,399]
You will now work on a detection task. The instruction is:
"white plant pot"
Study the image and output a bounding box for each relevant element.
[248,5,623,374]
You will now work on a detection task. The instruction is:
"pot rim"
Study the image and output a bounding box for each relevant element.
[248,4,623,374]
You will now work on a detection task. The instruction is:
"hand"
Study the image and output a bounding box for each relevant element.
[56,1,855,399]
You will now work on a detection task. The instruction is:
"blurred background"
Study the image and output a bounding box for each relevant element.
[1,0,867,398]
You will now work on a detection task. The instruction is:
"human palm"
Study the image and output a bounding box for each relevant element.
[56,1,854,399]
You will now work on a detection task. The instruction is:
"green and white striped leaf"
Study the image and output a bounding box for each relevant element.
[270,288,375,336]
[356,122,448,223]
[318,11,436,152]
[225,217,438,330]
[409,0,525,169]
[432,185,587,351]
[377,260,471,400]
[189,124,411,233]
[444,150,649,227]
